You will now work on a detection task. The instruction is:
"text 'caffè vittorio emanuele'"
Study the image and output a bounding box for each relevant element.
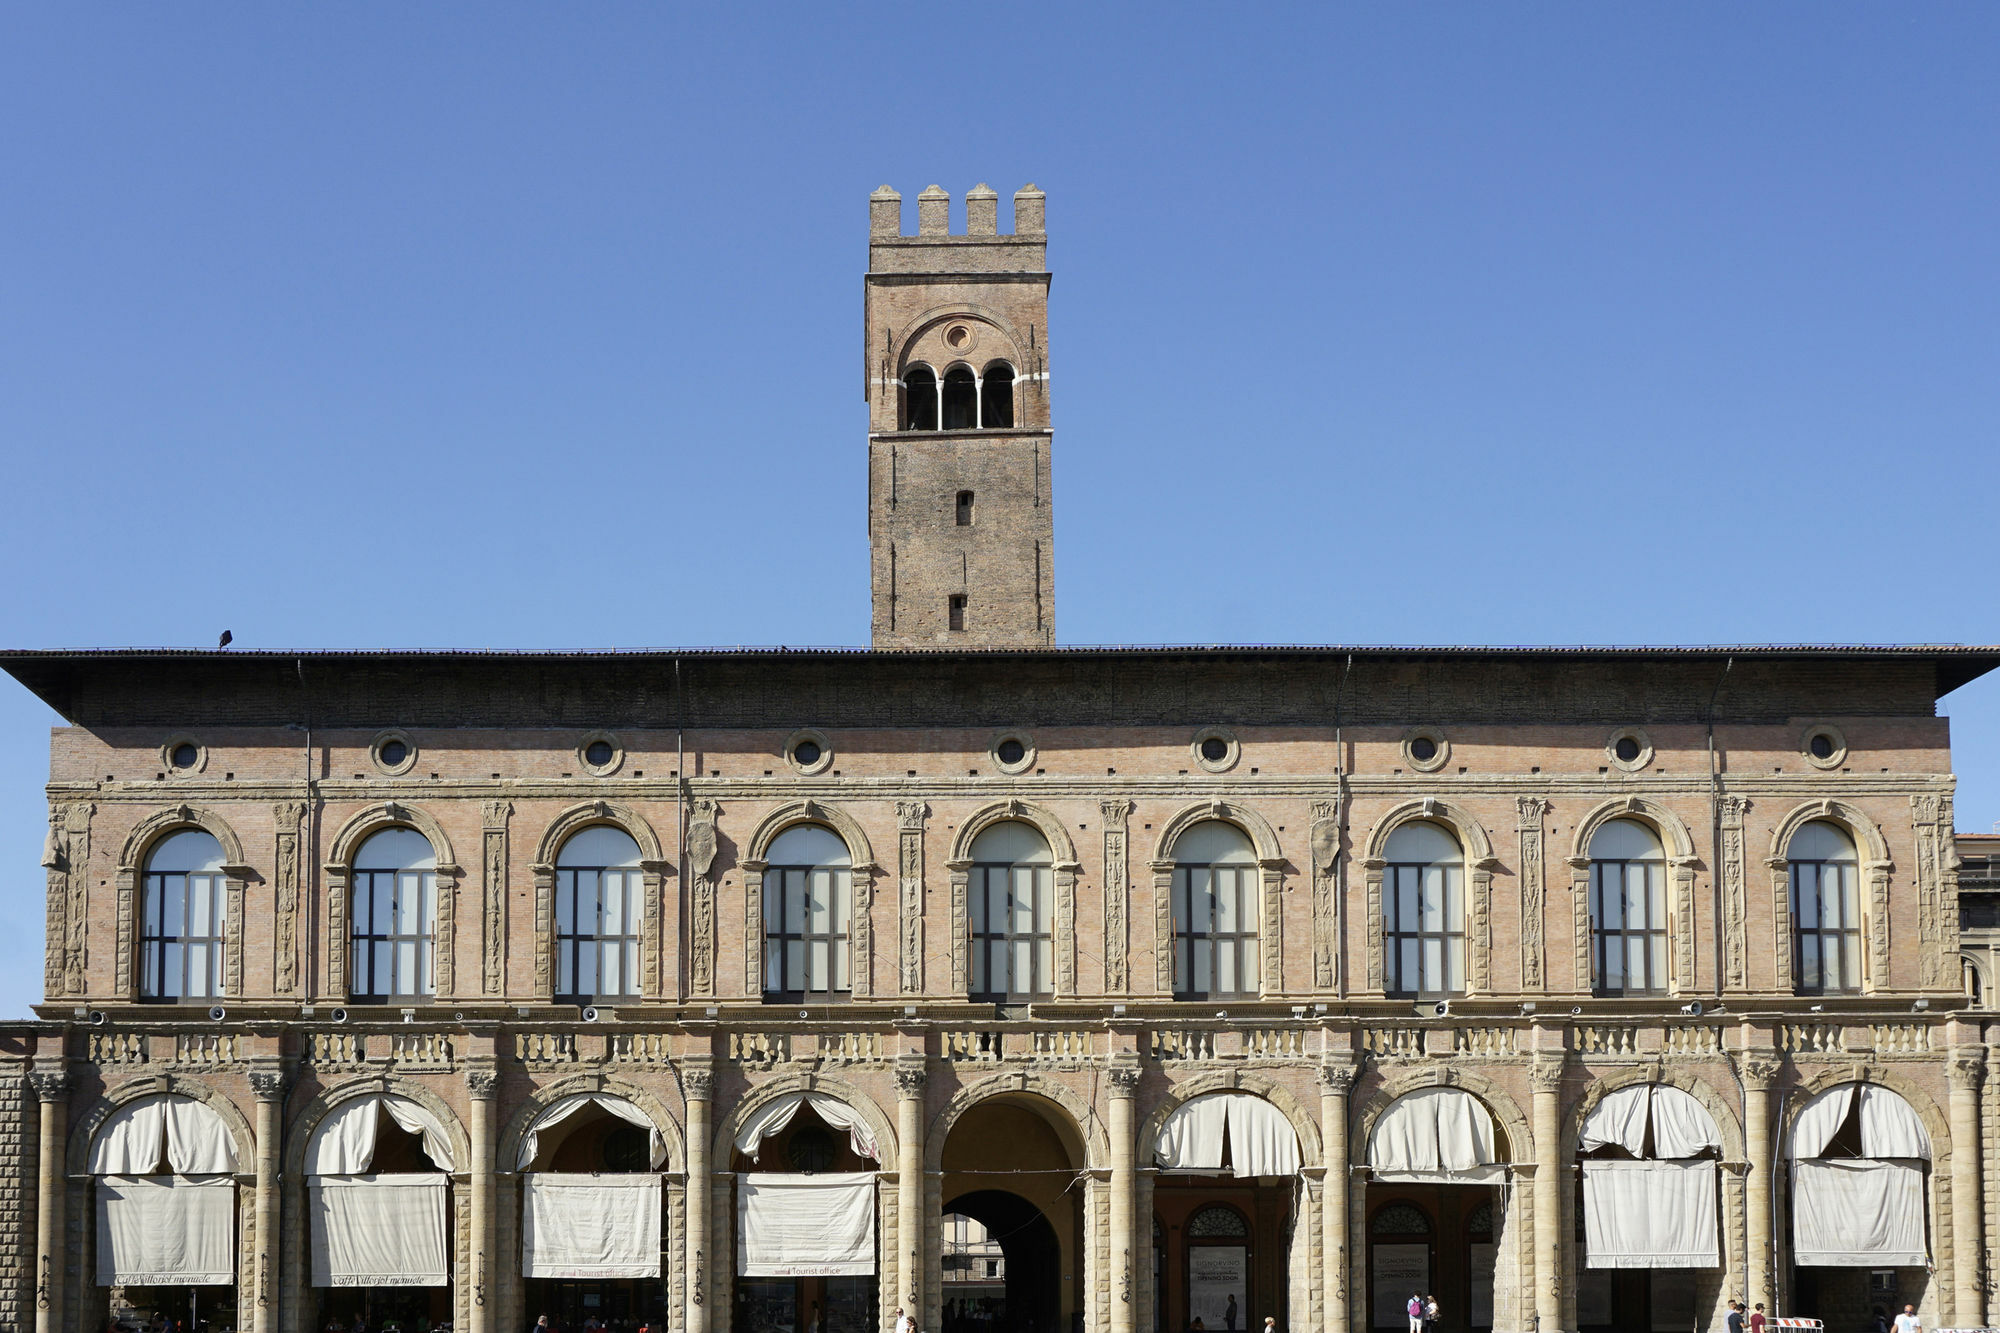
[1,184,1997,1333]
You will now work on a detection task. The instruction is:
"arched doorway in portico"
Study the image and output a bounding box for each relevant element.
[938,1093,1086,1333]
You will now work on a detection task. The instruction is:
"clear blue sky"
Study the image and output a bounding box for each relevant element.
[2,7,1995,1020]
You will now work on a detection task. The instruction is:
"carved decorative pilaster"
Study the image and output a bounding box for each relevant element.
[467,1068,501,1100]
[1056,864,1079,997]
[1670,857,1699,993]
[1106,1065,1142,1098]
[248,1069,287,1103]
[1950,1053,1985,1094]
[1310,800,1340,990]
[898,802,927,994]
[1316,1062,1355,1095]
[481,802,511,996]
[273,802,307,995]
[894,1065,928,1098]
[688,799,720,997]
[682,1067,714,1102]
[1151,858,1176,995]
[1102,801,1131,993]
[851,863,875,1000]
[433,861,459,998]
[1527,1059,1565,1096]
[1362,857,1386,993]
[1259,857,1285,997]
[1516,798,1550,991]
[28,1070,69,1104]
[1738,1055,1782,1090]
[53,804,92,997]
[1913,794,1955,989]
[1468,858,1496,995]
[1720,797,1749,989]
[1568,854,1594,994]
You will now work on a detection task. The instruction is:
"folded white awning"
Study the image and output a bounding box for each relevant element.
[1368,1087,1502,1183]
[737,1173,876,1276]
[307,1095,456,1174]
[1154,1093,1302,1177]
[1582,1159,1719,1269]
[1580,1084,1721,1159]
[88,1096,239,1175]
[96,1177,236,1286]
[523,1174,661,1278]
[733,1093,879,1163]
[309,1173,450,1286]
[1793,1158,1927,1267]
[518,1093,667,1170]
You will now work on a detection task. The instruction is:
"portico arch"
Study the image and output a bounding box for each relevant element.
[497,1072,686,1174]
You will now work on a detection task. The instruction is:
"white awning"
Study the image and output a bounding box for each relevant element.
[517,1094,668,1170]
[1858,1086,1931,1160]
[307,1095,456,1174]
[1582,1159,1719,1269]
[88,1096,239,1175]
[1367,1087,1501,1183]
[733,1093,879,1163]
[1793,1158,1927,1267]
[1154,1093,1302,1177]
[737,1173,876,1276]
[96,1177,236,1286]
[1580,1084,1720,1159]
[309,1173,451,1286]
[1789,1085,1856,1159]
[523,1174,661,1279]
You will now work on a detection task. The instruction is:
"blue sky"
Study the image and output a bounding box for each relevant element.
[1,7,1994,1019]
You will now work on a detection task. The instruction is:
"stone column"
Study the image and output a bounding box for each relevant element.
[685,1065,714,1333]
[1528,1059,1564,1333]
[895,1063,926,1319]
[1949,1052,1985,1328]
[1108,1065,1142,1333]
[249,1069,286,1333]
[1318,1064,1354,1333]
[468,1068,500,1333]
[1739,1055,1780,1317]
[31,1069,67,1333]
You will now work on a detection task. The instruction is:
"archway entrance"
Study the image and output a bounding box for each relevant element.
[519,1097,669,1332]
[1362,1089,1511,1333]
[1151,1093,1303,1333]
[939,1095,1085,1333]
[732,1097,881,1333]
[308,1097,457,1333]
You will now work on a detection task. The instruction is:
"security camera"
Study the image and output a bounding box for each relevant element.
[1680,1001,1705,1017]
[1911,998,1929,1012]
[207,1005,227,1022]
[329,1007,350,1024]
[1519,1002,1536,1015]
[582,1006,601,1023]
[1808,1004,1823,1014]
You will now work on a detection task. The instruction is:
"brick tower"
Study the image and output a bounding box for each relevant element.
[866,183,1055,648]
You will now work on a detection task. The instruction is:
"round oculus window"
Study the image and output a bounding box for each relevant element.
[996,738,1026,766]
[1409,736,1438,763]
[1808,733,1835,760]
[944,324,972,350]
[170,742,200,770]
[1199,736,1230,763]
[1613,736,1641,763]
[793,739,822,766]
[585,739,616,767]
[379,739,409,767]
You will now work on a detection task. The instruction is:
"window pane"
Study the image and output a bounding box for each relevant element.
[1395,869,1417,929]
[1834,867,1857,928]
[1013,870,1037,932]
[1242,939,1258,990]
[1795,871,1819,928]
[576,940,597,996]
[764,872,783,933]
[1036,937,1052,993]
[144,880,162,935]
[1172,871,1190,930]
[1444,867,1462,925]
[1420,867,1444,931]
[1648,871,1667,930]
[417,940,435,994]
[808,870,831,934]
[764,939,782,989]
[623,942,640,995]
[786,940,805,990]
[601,941,623,996]
[164,877,186,936]
[810,940,829,991]
[1800,935,1821,990]
[164,946,183,998]
[833,939,848,991]
[1175,942,1190,995]
[831,872,851,931]
[1600,870,1622,928]
[1398,939,1418,993]
[1217,939,1236,994]
[371,874,394,931]
[189,874,213,934]
[1012,940,1032,994]
[1193,938,1212,993]
[1422,938,1442,992]
[1648,935,1668,990]
[372,942,393,994]
[141,943,159,995]
[1446,938,1465,993]
[1215,870,1238,932]
[970,936,985,992]
[1602,936,1623,991]
[603,872,628,934]
[1842,935,1861,992]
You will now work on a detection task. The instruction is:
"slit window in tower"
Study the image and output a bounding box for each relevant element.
[956,491,974,526]
[942,365,977,429]
[948,595,967,631]
[903,366,938,430]
[981,362,1015,427]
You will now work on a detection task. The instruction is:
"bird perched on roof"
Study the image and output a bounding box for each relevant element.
[217,630,233,648]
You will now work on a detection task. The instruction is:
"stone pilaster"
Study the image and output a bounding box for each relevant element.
[1949,1052,1984,1327]
[1739,1053,1781,1317]
[684,1063,714,1333]
[895,1063,926,1316]
[468,1067,500,1333]
[1318,1063,1354,1333]
[1529,1058,1564,1333]
[29,1069,66,1333]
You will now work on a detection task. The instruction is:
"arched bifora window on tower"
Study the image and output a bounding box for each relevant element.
[141,829,228,1000]
[942,365,978,430]
[1790,820,1862,994]
[1589,818,1668,995]
[555,825,644,1001]
[1171,820,1259,999]
[1382,820,1466,998]
[969,821,1054,1001]
[981,361,1014,427]
[350,828,438,1000]
[762,824,853,1000]
[902,365,939,431]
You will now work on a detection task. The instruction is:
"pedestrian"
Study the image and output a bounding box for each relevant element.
[1262,1316,1276,1333]
[1725,1301,1744,1333]
[1224,1295,1237,1331]
[808,1303,821,1333]
[1424,1295,1439,1333]
[1749,1303,1767,1333]
[533,1317,551,1333]
[1405,1294,1423,1333]
[1893,1304,1922,1333]
[895,1308,916,1333]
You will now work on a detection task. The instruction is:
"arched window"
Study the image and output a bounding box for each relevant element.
[969,821,1053,1000]
[350,828,437,999]
[762,824,852,999]
[556,826,644,1001]
[1589,819,1668,995]
[942,365,977,430]
[1790,821,1861,994]
[981,362,1015,428]
[1382,821,1464,998]
[1171,821,1258,999]
[141,829,227,1001]
[903,365,938,431]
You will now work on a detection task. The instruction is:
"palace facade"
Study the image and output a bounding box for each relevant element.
[0,186,1995,1333]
